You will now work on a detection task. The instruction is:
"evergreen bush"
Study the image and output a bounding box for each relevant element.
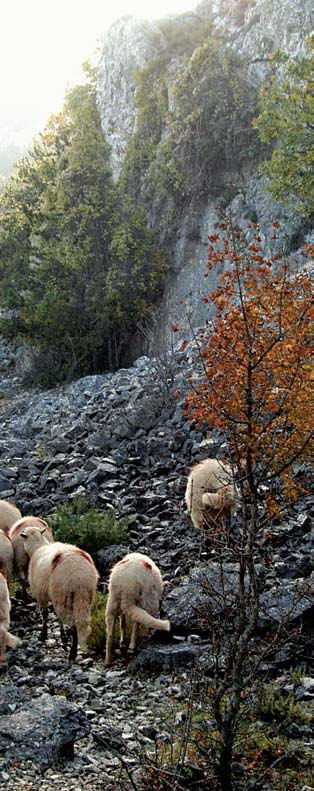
[48,496,129,558]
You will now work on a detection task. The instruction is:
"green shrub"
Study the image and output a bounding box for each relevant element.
[255,684,311,726]
[48,496,129,558]
[87,591,107,653]
[87,591,134,655]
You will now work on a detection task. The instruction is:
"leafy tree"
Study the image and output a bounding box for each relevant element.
[183,220,312,790]
[253,36,314,217]
[121,35,260,226]
[0,67,167,383]
[170,38,259,200]
[185,223,312,505]
[0,143,24,192]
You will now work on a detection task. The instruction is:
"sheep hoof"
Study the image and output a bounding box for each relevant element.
[68,649,77,662]
[68,627,78,662]
[60,631,68,650]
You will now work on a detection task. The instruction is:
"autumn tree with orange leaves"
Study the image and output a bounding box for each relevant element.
[183,221,313,791]
[186,221,312,515]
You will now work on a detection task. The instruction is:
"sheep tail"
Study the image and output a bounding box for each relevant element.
[72,592,92,649]
[125,605,170,632]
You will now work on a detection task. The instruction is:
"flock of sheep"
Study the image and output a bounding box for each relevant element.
[0,458,237,667]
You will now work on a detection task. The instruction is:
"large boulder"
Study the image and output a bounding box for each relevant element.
[0,693,90,770]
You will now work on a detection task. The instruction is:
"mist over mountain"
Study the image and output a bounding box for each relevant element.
[0,108,50,187]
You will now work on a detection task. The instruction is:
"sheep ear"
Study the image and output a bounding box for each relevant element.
[37,518,48,528]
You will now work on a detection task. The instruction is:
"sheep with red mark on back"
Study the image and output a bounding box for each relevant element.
[20,526,99,661]
[9,516,54,600]
[105,551,170,666]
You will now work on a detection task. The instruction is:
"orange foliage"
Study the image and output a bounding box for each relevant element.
[185,223,313,506]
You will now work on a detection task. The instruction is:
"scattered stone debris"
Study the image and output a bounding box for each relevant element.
[0,339,312,790]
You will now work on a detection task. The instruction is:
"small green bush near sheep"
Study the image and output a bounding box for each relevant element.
[88,591,135,655]
[87,591,108,653]
[48,496,129,558]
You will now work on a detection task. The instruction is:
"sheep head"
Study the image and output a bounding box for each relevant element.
[20,525,50,556]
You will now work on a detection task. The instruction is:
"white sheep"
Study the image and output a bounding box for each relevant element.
[0,529,14,582]
[21,525,99,661]
[9,515,53,600]
[105,551,170,666]
[0,571,20,666]
[185,458,237,532]
[0,498,22,535]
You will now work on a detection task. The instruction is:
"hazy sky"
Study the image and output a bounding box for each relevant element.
[1,0,199,142]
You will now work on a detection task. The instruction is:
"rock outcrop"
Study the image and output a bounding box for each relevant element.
[97,0,313,334]
[97,0,312,180]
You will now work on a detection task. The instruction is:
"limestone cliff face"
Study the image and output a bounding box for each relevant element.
[199,0,312,61]
[97,0,312,180]
[97,0,313,337]
[97,17,166,182]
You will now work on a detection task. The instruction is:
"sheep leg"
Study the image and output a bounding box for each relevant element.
[59,621,68,650]
[0,635,6,667]
[41,607,48,641]
[128,621,138,655]
[68,626,78,662]
[119,613,127,653]
[21,576,28,603]
[105,611,116,666]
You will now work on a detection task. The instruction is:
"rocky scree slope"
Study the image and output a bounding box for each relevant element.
[0,340,313,790]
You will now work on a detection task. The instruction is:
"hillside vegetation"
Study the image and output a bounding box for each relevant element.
[0,67,167,385]
[120,23,261,240]
[0,27,312,386]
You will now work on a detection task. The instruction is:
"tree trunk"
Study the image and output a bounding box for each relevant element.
[218,726,234,791]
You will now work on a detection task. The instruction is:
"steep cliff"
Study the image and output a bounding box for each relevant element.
[97,0,312,336]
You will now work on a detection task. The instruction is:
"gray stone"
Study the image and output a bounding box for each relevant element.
[259,577,314,629]
[0,693,90,769]
[96,545,130,580]
[164,563,248,635]
[129,643,197,674]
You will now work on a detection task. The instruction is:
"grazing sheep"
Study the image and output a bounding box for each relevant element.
[185,458,237,532]
[0,529,14,582]
[21,525,99,661]
[0,499,22,535]
[0,571,20,666]
[9,516,53,600]
[105,551,170,666]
